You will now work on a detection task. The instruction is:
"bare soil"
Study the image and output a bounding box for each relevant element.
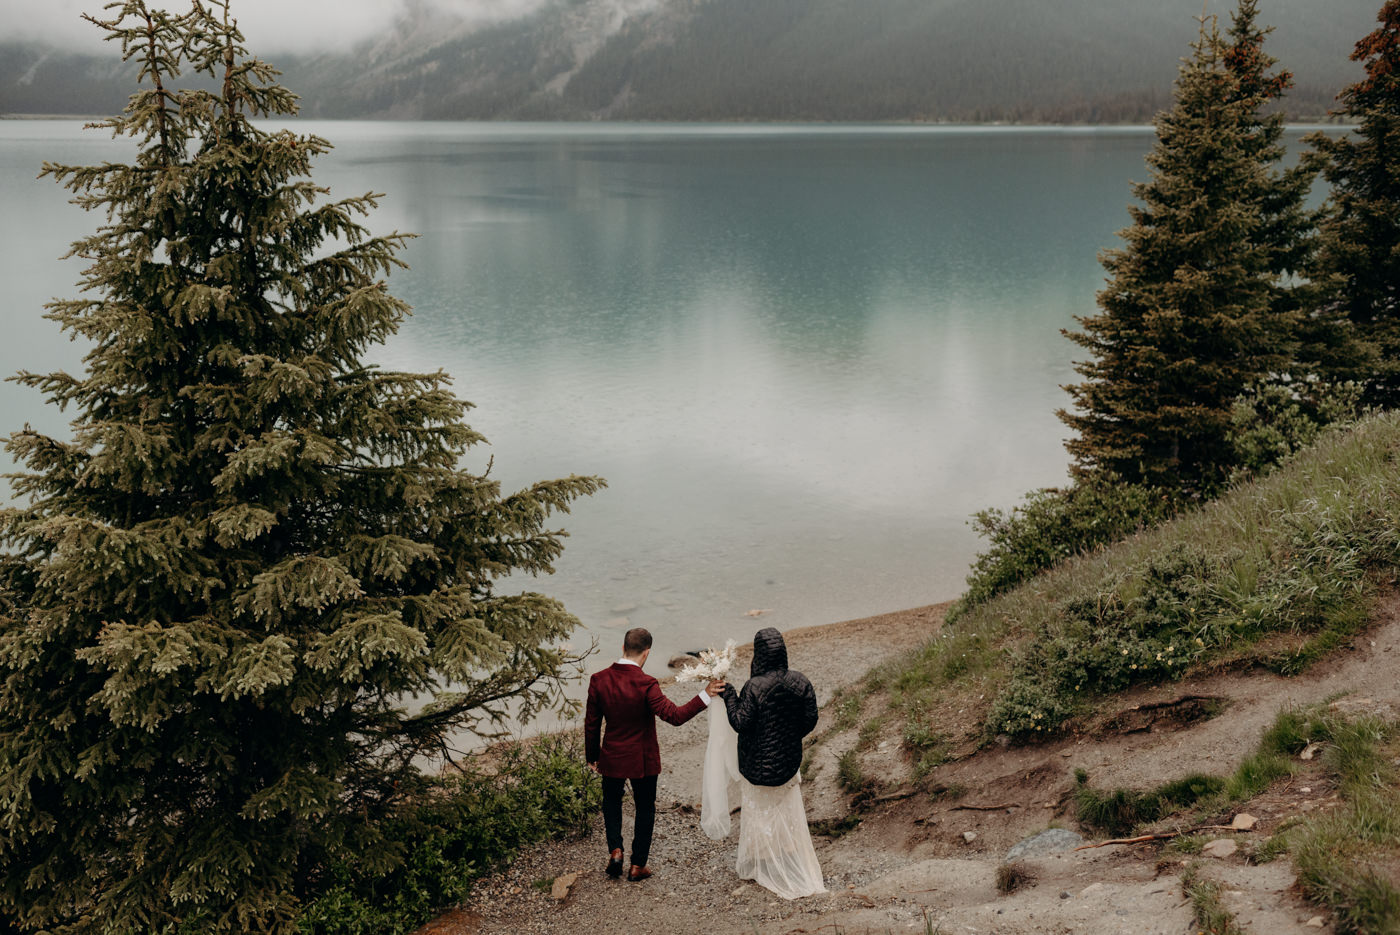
[415,597,1400,935]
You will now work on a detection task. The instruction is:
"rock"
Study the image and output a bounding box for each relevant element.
[1305,916,1326,928]
[1079,882,1106,897]
[603,616,631,629]
[1300,787,1313,794]
[1060,891,1071,899]
[1231,813,1258,831]
[962,831,978,843]
[609,604,639,615]
[744,608,771,617]
[733,885,747,897]
[1202,838,1238,859]
[668,654,697,669]
[1006,828,1085,861]
[550,872,578,901]
[1300,742,1324,761]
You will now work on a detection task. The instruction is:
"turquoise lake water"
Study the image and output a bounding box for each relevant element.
[0,120,1320,663]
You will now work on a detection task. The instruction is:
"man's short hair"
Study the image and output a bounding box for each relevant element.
[623,627,653,656]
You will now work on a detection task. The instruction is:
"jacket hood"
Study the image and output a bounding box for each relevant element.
[750,627,788,677]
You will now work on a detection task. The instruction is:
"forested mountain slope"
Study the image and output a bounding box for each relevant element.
[0,0,1378,121]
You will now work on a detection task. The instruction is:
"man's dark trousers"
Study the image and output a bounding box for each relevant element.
[601,774,658,866]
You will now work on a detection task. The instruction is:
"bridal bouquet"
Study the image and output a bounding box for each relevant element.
[675,639,738,683]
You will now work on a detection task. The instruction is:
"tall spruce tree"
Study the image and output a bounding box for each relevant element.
[1059,13,1296,493]
[1306,0,1400,407]
[0,3,602,932]
[1223,0,1315,316]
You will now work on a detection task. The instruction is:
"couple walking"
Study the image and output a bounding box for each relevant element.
[584,625,826,899]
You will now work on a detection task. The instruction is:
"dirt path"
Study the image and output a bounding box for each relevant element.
[418,598,1400,935]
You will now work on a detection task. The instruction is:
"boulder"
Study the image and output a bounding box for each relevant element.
[1005,828,1085,861]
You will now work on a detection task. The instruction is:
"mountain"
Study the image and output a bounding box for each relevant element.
[0,0,1381,122]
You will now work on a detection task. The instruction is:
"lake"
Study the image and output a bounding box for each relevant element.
[0,121,1316,665]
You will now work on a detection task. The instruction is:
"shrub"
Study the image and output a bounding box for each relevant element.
[1073,769,1225,836]
[1228,381,1363,481]
[296,736,600,935]
[951,478,1177,620]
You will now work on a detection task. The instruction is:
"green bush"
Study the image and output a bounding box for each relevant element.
[1073,769,1225,836]
[295,736,601,935]
[951,478,1178,620]
[987,441,1400,738]
[1228,381,1363,481]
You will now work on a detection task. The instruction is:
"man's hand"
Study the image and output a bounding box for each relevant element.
[705,679,726,697]
[588,761,600,774]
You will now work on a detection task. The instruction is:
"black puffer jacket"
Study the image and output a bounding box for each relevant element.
[722,628,819,787]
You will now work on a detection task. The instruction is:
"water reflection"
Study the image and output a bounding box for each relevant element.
[2,122,1169,662]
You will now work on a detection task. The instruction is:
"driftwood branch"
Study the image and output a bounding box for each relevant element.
[951,801,1019,811]
[1074,832,1182,850]
[1075,820,1257,851]
[871,789,919,803]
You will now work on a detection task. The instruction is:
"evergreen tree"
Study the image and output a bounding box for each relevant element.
[1059,14,1294,493]
[0,3,602,932]
[1306,0,1400,407]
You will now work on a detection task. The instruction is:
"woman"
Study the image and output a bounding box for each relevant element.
[720,627,826,899]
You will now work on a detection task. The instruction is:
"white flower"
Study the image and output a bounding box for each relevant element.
[675,639,739,683]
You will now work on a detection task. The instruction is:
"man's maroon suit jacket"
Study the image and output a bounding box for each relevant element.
[585,662,706,779]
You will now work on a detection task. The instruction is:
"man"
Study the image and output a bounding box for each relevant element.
[585,627,725,882]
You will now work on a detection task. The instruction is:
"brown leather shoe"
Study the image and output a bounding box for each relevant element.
[605,848,624,878]
[626,864,652,882]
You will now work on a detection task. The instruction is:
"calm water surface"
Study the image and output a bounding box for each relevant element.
[2,120,1189,662]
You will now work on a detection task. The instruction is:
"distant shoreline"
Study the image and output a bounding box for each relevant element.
[1,112,1356,129]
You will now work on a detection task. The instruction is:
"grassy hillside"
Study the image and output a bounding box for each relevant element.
[834,409,1400,769]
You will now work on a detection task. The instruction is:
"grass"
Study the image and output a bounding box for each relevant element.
[825,411,1400,766]
[1073,704,1400,935]
[994,861,1034,894]
[1073,769,1226,836]
[1073,702,1366,837]
[808,814,862,838]
[1288,715,1400,935]
[1181,862,1247,935]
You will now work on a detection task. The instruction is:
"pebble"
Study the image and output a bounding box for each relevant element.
[962,831,977,843]
[1202,839,1238,859]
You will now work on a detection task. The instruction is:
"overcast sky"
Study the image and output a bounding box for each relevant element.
[0,0,549,53]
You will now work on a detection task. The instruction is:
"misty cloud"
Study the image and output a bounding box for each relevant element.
[0,0,553,54]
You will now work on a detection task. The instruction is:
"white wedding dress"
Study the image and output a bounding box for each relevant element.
[700,705,826,900]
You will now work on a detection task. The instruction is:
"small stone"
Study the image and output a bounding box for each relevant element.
[1061,749,1073,757]
[744,608,771,617]
[1300,787,1313,794]
[1202,838,1238,859]
[1300,742,1324,761]
[962,831,978,843]
[733,885,747,897]
[1305,916,1326,928]
[1231,813,1258,831]
[550,872,578,901]
[1060,891,1071,899]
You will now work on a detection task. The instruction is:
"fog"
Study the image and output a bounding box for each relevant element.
[0,0,552,54]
